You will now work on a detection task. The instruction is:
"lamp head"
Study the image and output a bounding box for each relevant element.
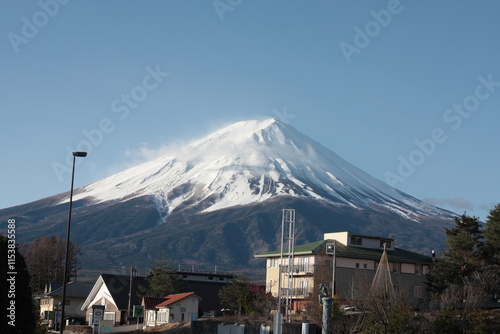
[73,152,87,157]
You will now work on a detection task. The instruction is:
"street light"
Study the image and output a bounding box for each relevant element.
[60,151,87,334]
[326,241,336,297]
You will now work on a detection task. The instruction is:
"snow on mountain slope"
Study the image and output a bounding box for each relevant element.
[65,118,448,219]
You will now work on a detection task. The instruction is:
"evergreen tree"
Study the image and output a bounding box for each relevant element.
[443,213,484,276]
[218,275,255,315]
[139,253,184,297]
[484,204,500,264]
[0,234,37,334]
[428,214,484,294]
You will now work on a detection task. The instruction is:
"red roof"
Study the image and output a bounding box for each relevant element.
[155,292,199,308]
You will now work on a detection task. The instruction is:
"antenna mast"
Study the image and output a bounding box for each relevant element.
[277,209,296,323]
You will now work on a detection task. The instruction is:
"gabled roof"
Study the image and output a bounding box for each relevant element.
[81,274,148,311]
[255,239,432,265]
[155,292,200,308]
[101,274,148,310]
[45,281,93,299]
[45,282,63,293]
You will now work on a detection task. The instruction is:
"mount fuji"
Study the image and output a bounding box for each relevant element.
[0,119,454,275]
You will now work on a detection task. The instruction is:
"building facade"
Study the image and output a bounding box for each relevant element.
[38,281,93,326]
[255,231,433,311]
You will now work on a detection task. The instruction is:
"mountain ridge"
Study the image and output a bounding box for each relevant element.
[61,118,450,221]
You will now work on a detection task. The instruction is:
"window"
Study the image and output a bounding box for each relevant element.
[392,262,401,273]
[415,264,423,275]
[104,312,115,323]
[351,236,362,245]
[356,263,360,268]
[157,310,168,323]
[414,286,422,298]
[363,263,368,269]
[208,276,213,280]
[269,257,279,268]
[219,277,224,281]
[297,257,310,272]
[297,280,309,296]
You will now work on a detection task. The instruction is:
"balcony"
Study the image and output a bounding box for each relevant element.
[279,265,314,276]
[279,287,312,298]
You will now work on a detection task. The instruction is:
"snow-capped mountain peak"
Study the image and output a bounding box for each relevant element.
[66,118,447,220]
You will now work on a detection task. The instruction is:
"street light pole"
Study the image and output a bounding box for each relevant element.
[326,241,336,297]
[60,151,87,334]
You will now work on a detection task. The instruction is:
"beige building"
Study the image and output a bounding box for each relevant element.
[38,281,93,326]
[255,231,433,311]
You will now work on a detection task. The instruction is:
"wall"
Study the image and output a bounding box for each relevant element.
[323,232,349,245]
[190,320,321,334]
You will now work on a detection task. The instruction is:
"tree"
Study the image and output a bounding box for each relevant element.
[218,275,257,315]
[139,253,185,297]
[483,204,500,263]
[351,266,416,334]
[20,235,81,293]
[0,234,38,334]
[443,213,484,274]
[428,213,484,295]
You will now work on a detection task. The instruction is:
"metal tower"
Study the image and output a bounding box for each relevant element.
[277,209,296,323]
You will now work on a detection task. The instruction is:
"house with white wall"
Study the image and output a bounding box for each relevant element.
[80,274,147,325]
[156,292,201,324]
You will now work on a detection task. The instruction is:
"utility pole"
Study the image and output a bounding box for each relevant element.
[127,266,136,321]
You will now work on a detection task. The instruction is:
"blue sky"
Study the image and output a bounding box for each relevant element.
[1,1,499,221]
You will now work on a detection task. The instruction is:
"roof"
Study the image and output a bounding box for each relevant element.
[176,270,234,279]
[142,296,167,310]
[101,274,148,310]
[155,292,200,308]
[255,239,432,265]
[46,281,93,299]
[45,282,63,293]
[81,274,148,311]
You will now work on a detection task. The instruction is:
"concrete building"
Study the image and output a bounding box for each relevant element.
[255,231,433,311]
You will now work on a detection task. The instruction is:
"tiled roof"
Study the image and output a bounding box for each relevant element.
[155,292,198,308]
[255,239,432,265]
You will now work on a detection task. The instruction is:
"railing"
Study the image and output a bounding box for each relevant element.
[279,265,313,275]
[279,287,312,298]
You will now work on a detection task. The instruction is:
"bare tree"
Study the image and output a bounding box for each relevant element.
[21,235,81,292]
